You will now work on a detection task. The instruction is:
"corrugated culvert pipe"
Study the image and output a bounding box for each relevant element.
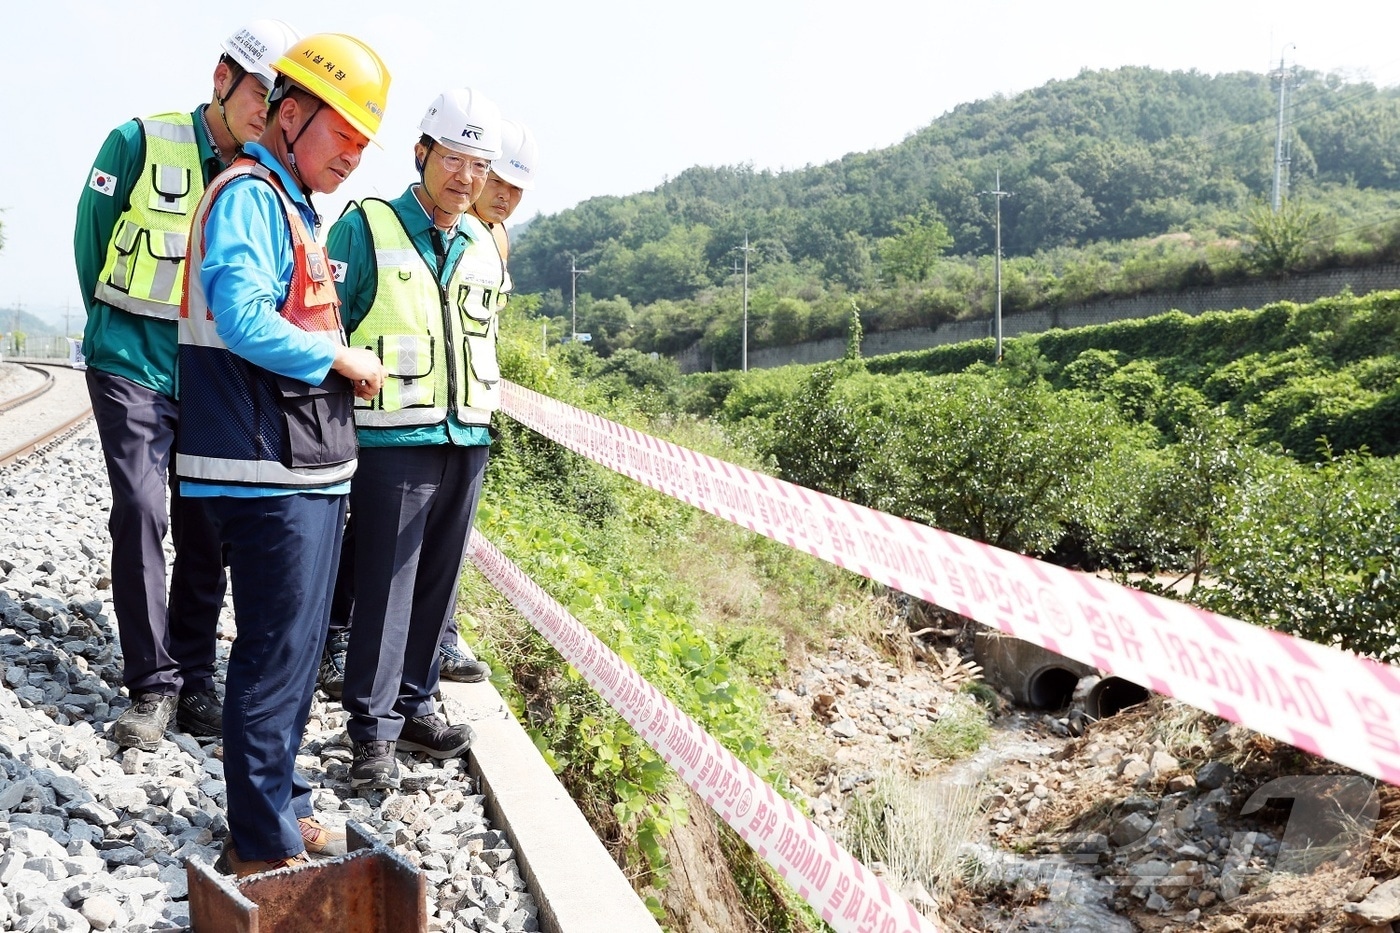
[972,632,1096,710]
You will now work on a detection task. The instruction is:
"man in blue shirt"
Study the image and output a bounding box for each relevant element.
[177,32,390,878]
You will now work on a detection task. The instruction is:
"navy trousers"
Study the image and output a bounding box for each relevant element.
[86,369,225,695]
[328,511,462,653]
[342,445,489,743]
[205,493,345,861]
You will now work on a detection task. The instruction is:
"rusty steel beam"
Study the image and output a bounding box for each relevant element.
[187,822,427,933]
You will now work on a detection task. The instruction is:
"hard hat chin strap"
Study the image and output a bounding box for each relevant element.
[214,61,253,151]
[283,101,324,197]
[416,142,463,232]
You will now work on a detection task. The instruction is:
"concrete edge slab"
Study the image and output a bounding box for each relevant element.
[441,679,662,933]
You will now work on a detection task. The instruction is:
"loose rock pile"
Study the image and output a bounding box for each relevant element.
[772,636,1398,931]
[966,709,1398,931]
[0,425,538,933]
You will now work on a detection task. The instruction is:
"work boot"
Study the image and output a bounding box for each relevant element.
[398,713,474,760]
[214,845,311,878]
[176,687,223,738]
[319,629,350,700]
[438,640,490,683]
[350,740,401,789]
[298,816,347,856]
[113,691,177,751]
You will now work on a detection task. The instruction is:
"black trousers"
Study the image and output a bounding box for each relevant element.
[86,368,226,695]
[341,444,489,742]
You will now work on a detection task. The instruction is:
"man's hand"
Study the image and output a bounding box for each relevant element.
[333,346,387,400]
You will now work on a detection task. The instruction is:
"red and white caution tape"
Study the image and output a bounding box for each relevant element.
[499,380,1400,787]
[468,531,940,933]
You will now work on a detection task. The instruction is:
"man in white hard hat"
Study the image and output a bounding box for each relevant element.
[316,119,537,704]
[469,117,538,261]
[324,88,506,789]
[73,20,300,752]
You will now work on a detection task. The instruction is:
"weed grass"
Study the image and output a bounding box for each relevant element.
[916,694,992,762]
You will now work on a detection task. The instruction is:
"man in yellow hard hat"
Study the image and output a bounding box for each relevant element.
[73,20,300,753]
[175,32,390,878]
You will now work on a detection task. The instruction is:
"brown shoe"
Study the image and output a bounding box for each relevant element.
[214,845,311,878]
[299,817,347,856]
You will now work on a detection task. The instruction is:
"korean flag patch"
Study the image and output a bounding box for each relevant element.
[330,259,347,283]
[88,168,118,197]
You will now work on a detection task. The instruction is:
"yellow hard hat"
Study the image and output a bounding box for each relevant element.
[271,33,390,141]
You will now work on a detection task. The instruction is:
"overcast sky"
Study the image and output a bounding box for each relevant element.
[3,0,1399,324]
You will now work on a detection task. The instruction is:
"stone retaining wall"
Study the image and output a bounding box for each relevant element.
[676,264,1400,373]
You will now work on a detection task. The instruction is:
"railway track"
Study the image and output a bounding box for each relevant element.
[0,361,94,468]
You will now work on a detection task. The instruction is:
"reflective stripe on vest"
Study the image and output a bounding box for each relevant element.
[94,113,201,321]
[346,199,503,429]
[177,159,356,488]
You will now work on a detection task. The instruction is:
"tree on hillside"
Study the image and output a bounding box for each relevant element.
[877,207,952,284]
[1006,175,1099,251]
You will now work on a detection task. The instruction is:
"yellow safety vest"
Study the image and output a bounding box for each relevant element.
[95,112,204,321]
[347,200,504,428]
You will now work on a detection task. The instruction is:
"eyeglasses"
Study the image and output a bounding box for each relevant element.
[434,149,491,178]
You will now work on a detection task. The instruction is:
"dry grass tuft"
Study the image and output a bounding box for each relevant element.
[841,769,987,913]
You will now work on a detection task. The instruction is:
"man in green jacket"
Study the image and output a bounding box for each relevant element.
[73,20,299,751]
[325,87,505,789]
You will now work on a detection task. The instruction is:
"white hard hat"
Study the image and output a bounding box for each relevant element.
[418,88,502,160]
[222,20,301,89]
[492,119,538,191]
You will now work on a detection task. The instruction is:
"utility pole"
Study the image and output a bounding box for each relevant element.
[734,234,756,372]
[1271,44,1295,212]
[979,173,1011,363]
[569,257,590,342]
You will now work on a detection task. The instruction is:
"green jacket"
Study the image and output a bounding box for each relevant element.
[74,107,224,397]
[326,187,499,448]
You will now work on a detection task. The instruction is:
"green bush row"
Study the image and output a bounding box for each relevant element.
[684,291,1400,661]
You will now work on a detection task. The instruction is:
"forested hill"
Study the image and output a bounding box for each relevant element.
[509,66,1400,362]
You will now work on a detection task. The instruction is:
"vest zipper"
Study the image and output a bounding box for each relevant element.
[438,236,468,433]
[438,278,460,426]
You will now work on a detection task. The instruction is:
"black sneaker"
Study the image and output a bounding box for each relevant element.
[319,629,350,700]
[350,740,401,789]
[438,641,490,683]
[398,713,474,760]
[176,688,223,738]
[113,691,178,751]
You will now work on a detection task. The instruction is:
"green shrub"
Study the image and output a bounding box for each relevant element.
[1204,447,1400,661]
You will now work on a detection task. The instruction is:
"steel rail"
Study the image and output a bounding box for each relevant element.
[0,363,55,412]
[0,362,93,468]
